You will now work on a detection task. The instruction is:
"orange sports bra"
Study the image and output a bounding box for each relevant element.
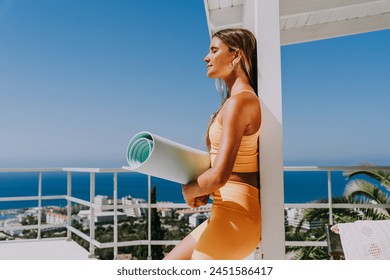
[208,93,260,173]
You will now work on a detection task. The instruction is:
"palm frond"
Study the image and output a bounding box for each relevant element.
[344,168,390,191]
[285,227,329,260]
[344,179,390,217]
[302,197,355,224]
[344,179,390,204]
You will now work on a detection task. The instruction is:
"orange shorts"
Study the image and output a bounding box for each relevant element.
[190,181,261,260]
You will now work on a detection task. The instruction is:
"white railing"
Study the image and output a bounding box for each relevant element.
[62,168,194,259]
[0,168,65,239]
[0,167,194,259]
[284,166,390,249]
[1,166,389,259]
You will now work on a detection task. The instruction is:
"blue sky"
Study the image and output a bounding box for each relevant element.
[0,0,389,168]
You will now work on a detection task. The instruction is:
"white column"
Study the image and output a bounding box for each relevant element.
[248,0,286,259]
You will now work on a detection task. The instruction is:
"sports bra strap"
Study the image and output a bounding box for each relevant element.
[217,90,258,120]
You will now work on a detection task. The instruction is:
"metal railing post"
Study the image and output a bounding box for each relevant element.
[66,171,72,241]
[327,170,334,225]
[113,172,118,259]
[37,172,42,239]
[147,175,152,260]
[89,172,96,258]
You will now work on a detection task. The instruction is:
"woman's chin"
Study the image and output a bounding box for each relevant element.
[206,72,218,79]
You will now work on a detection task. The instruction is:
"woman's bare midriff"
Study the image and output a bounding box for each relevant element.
[228,172,259,189]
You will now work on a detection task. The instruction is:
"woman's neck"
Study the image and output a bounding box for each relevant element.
[226,76,252,97]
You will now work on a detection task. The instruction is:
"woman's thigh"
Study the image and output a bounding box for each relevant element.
[163,234,197,260]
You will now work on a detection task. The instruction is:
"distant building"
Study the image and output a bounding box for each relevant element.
[18,208,39,222]
[156,202,174,218]
[2,219,23,236]
[95,195,121,210]
[188,213,208,228]
[285,208,322,230]
[77,210,127,224]
[122,196,146,218]
[46,211,67,225]
[75,195,127,225]
[95,195,109,207]
[176,206,211,220]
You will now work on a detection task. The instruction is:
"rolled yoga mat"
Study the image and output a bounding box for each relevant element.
[123,131,210,184]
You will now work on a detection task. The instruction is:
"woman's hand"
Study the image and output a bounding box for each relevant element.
[194,194,210,207]
[184,194,209,208]
[182,183,209,208]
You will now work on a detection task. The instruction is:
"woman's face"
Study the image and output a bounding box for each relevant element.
[204,37,235,79]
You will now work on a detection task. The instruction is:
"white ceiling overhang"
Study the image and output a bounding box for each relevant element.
[204,0,390,45]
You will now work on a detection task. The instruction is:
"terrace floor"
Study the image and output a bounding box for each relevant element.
[0,239,93,260]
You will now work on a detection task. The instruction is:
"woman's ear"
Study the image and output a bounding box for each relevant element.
[233,50,242,63]
[230,50,242,70]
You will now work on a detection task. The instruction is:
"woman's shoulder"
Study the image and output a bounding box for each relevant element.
[219,92,258,124]
[225,90,258,109]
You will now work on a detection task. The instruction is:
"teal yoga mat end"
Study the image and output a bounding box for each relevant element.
[126,132,154,168]
[125,131,210,184]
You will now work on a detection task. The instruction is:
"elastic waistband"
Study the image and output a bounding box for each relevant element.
[213,181,260,206]
[212,181,260,216]
[225,180,260,195]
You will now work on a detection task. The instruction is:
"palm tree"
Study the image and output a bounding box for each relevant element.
[343,166,390,219]
[286,196,364,260]
[287,165,390,259]
[343,179,390,219]
[286,225,330,260]
[344,167,390,192]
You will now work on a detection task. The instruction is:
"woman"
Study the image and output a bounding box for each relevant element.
[164,28,261,260]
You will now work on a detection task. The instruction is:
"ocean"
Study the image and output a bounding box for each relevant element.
[0,170,351,213]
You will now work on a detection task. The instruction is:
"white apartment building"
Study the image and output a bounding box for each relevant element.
[122,196,146,218]
[2,219,23,236]
[285,208,322,230]
[156,202,174,218]
[46,212,67,225]
[188,213,209,228]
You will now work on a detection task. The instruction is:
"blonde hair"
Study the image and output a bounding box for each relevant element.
[205,28,258,150]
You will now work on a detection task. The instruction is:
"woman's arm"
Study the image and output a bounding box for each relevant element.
[182,93,260,204]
